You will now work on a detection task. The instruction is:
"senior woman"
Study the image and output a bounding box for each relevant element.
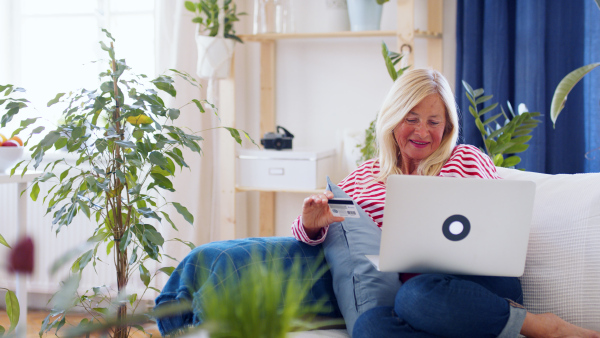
[291,69,599,337]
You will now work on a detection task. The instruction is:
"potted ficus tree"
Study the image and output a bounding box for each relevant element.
[185,0,245,79]
[1,29,253,337]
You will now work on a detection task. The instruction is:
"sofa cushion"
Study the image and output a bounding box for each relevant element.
[497,167,600,330]
[322,177,402,336]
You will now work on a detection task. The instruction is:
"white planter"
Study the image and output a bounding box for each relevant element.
[293,0,350,33]
[346,0,383,31]
[195,34,235,79]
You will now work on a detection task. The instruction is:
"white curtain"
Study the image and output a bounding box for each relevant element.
[155,0,223,261]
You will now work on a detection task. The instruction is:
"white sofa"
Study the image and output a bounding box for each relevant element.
[293,167,600,337]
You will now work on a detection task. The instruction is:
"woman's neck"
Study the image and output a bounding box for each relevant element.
[401,159,420,175]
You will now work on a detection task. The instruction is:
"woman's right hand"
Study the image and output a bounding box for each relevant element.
[302,191,345,239]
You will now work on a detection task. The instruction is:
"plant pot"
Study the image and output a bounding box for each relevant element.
[294,0,350,33]
[346,0,383,31]
[195,34,236,79]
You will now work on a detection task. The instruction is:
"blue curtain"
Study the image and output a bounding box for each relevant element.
[456,0,600,174]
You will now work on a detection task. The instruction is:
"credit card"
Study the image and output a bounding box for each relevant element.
[328,198,360,218]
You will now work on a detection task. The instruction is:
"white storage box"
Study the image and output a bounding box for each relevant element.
[237,148,336,190]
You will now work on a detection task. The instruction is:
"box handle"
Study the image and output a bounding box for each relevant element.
[268,168,284,175]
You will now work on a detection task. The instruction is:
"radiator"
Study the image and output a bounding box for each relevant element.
[0,176,165,308]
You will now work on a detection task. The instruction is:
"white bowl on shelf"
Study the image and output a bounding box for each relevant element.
[0,147,25,173]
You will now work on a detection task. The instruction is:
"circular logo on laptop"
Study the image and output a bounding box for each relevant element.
[442,215,471,241]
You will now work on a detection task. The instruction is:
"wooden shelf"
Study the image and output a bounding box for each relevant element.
[239,29,442,42]
[236,186,326,194]
[220,0,444,239]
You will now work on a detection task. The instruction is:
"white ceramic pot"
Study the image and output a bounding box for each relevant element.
[292,0,350,33]
[0,147,24,173]
[195,34,236,79]
[346,0,383,31]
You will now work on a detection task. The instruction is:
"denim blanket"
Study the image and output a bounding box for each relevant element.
[154,236,341,335]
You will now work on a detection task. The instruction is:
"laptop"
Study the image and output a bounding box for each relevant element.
[366,175,536,277]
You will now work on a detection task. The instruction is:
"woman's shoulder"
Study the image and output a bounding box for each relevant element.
[339,159,380,186]
[441,144,499,179]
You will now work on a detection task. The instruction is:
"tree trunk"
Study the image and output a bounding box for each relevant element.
[114,238,128,338]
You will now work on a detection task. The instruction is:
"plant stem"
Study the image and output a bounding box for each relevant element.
[111,42,128,338]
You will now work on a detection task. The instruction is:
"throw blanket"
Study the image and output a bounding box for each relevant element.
[154,237,341,335]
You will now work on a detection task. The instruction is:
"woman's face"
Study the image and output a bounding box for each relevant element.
[393,94,447,173]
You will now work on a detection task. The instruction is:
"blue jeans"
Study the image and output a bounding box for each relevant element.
[353,274,526,338]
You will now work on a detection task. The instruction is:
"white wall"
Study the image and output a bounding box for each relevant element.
[232,0,457,238]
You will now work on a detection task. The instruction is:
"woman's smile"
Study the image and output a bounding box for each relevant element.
[409,139,430,148]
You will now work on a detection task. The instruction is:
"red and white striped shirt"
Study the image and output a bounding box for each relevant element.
[291,144,500,245]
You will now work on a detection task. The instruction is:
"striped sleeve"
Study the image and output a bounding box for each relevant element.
[291,159,385,245]
[439,144,500,179]
[291,215,329,245]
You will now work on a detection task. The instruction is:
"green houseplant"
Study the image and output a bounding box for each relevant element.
[1,29,252,338]
[184,0,245,43]
[185,0,245,79]
[194,252,341,338]
[462,81,541,168]
[356,42,408,164]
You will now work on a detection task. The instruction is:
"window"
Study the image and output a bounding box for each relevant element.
[1,0,155,146]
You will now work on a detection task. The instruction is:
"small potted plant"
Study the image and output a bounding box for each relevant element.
[184,0,246,79]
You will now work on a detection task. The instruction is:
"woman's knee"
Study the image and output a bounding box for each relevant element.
[395,274,451,319]
[353,306,396,338]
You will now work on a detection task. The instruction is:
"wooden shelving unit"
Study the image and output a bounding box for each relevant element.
[218,0,444,239]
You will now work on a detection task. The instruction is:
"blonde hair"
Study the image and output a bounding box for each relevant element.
[375,68,459,180]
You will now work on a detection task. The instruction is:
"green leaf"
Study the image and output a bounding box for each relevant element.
[192,99,205,113]
[502,156,521,168]
[550,63,600,127]
[224,127,243,145]
[168,108,180,120]
[511,135,532,144]
[106,240,114,256]
[139,264,151,287]
[160,211,178,231]
[173,237,196,250]
[173,202,194,225]
[492,154,504,167]
[504,143,529,154]
[474,118,485,134]
[381,42,398,81]
[115,140,136,149]
[184,1,196,12]
[149,151,168,167]
[78,200,91,218]
[478,103,498,117]
[149,173,174,191]
[5,289,19,333]
[462,80,474,96]
[30,182,40,201]
[47,93,65,106]
[482,113,503,126]
[128,293,138,306]
[40,130,61,148]
[93,307,109,315]
[0,233,10,248]
[475,95,493,105]
[159,267,175,276]
[152,76,176,97]
[54,136,68,150]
